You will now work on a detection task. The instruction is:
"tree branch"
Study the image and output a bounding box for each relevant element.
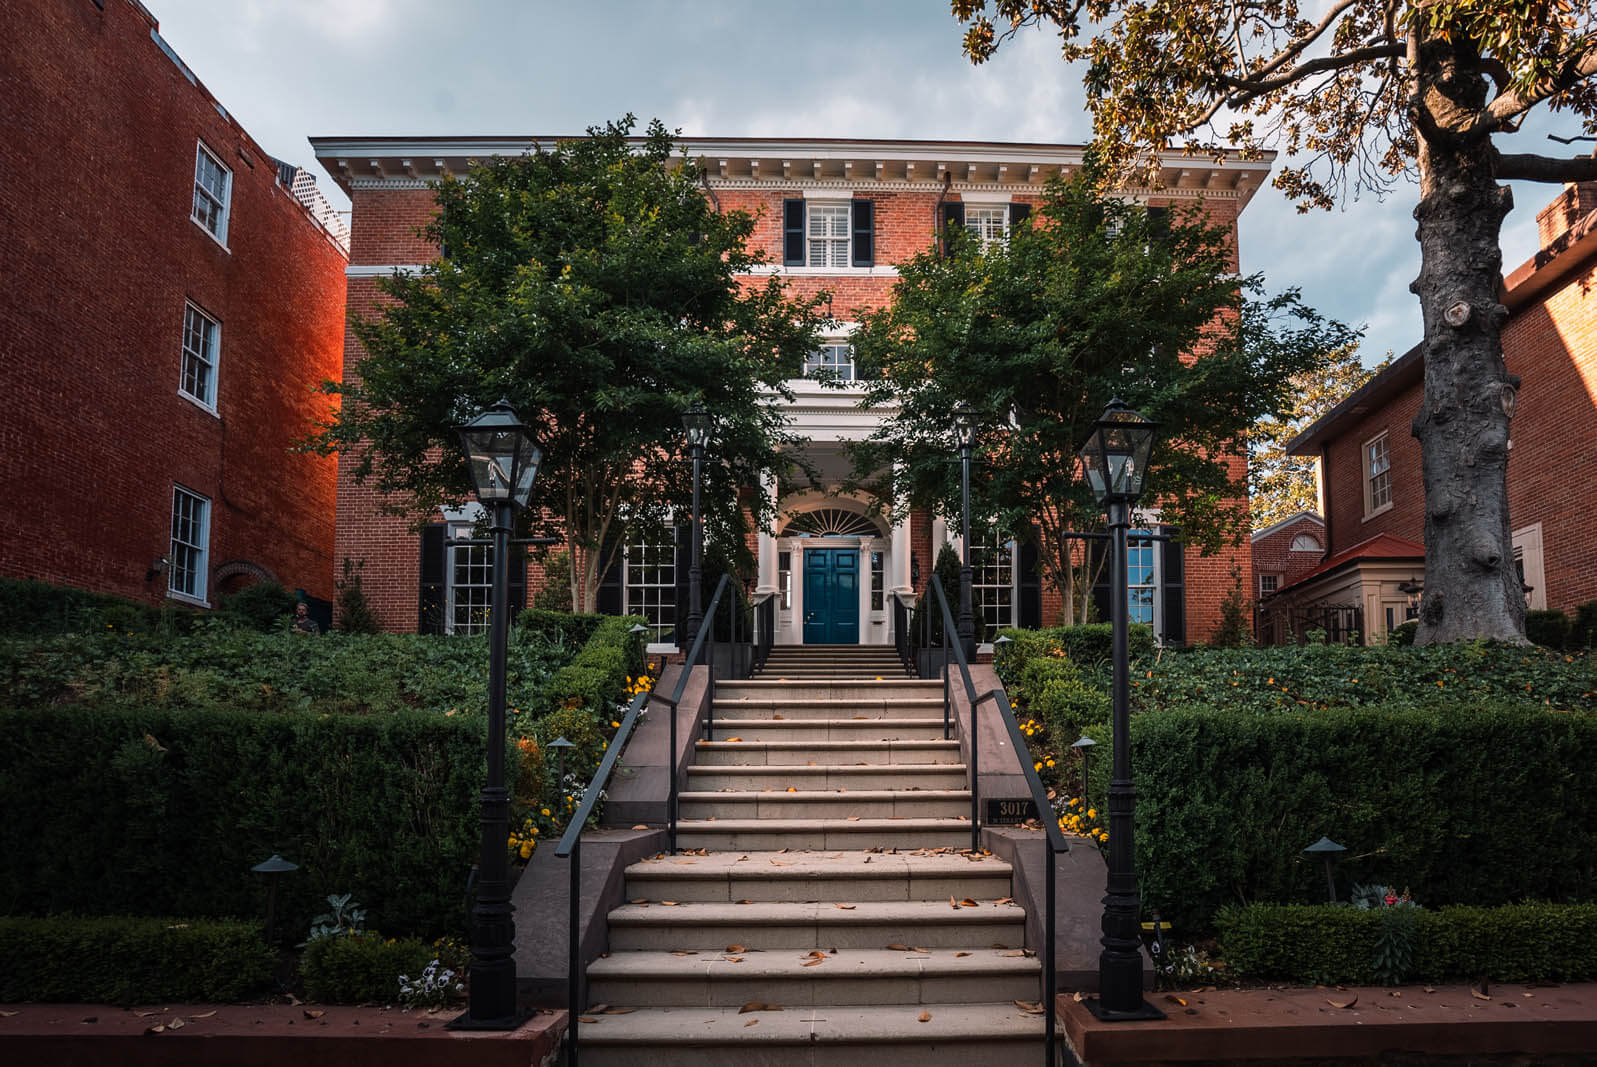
[1221,44,1406,106]
[1243,0,1362,83]
[1479,43,1597,132]
[1494,151,1597,183]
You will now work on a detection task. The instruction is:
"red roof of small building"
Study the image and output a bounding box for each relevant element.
[1275,533,1424,595]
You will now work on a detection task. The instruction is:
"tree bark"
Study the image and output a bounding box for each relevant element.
[1408,40,1527,645]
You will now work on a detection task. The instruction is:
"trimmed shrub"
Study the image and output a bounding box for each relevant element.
[530,550,575,612]
[1389,620,1418,646]
[218,581,298,631]
[516,608,607,649]
[0,577,188,637]
[1219,902,1597,984]
[537,614,646,718]
[1526,609,1572,650]
[335,559,381,634]
[993,628,1109,742]
[300,932,435,1004]
[1079,701,1597,931]
[0,916,273,1004]
[0,706,485,937]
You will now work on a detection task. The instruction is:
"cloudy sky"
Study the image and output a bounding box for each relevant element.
[150,0,1569,367]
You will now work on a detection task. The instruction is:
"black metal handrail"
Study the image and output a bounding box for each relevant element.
[915,573,1068,1066]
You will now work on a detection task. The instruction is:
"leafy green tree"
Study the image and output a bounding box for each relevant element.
[1250,345,1388,530]
[850,173,1355,622]
[953,2,1597,643]
[312,117,825,611]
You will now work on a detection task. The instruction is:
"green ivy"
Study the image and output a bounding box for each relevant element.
[300,932,436,1004]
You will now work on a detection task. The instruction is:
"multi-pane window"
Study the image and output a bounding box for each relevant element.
[1127,533,1158,625]
[778,550,792,610]
[870,550,884,611]
[964,206,1008,249]
[626,533,677,642]
[1365,432,1391,514]
[192,143,231,244]
[1259,573,1280,597]
[180,302,219,408]
[168,486,210,602]
[447,522,492,635]
[970,526,1014,631]
[803,344,855,381]
[807,203,850,267]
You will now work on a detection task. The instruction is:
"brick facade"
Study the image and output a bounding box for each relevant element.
[314,138,1265,640]
[0,0,346,607]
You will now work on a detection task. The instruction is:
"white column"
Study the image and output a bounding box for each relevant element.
[756,471,779,595]
[931,516,949,563]
[890,464,911,594]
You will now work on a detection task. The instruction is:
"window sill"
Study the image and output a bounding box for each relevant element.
[190,215,231,253]
[166,589,210,609]
[645,642,678,656]
[178,390,220,418]
[743,264,898,278]
[1362,502,1394,522]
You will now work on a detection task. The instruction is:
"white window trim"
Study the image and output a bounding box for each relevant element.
[1259,573,1282,597]
[191,141,232,250]
[178,300,221,414]
[1289,534,1322,553]
[167,485,211,607]
[622,521,679,647]
[1362,430,1393,520]
[1512,523,1547,611]
[804,199,852,269]
[970,524,1018,634]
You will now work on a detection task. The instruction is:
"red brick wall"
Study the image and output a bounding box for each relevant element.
[0,0,345,606]
[1251,515,1327,593]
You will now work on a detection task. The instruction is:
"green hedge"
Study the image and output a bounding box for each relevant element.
[0,577,190,637]
[994,625,1156,741]
[1219,902,1597,984]
[537,614,646,719]
[1078,702,1597,931]
[0,916,273,1004]
[0,706,484,938]
[300,932,436,1003]
[515,608,607,649]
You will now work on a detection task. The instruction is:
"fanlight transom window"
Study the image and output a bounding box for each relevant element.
[785,508,879,538]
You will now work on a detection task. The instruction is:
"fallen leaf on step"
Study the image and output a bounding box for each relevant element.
[1327,996,1358,1009]
[954,951,971,958]
[1014,1001,1045,1015]
[1471,988,1492,1002]
[0,1010,19,1018]
[886,943,910,952]
[769,860,792,867]
[189,1011,217,1020]
[846,816,860,821]
[960,898,979,907]
[587,1003,611,1013]
[1423,986,1436,993]
[802,959,824,967]
[778,848,789,853]
[739,1002,782,1014]
[787,787,797,792]
[863,856,871,863]
[912,946,928,953]
[1164,995,1187,1007]
[578,1017,599,1024]
[743,1019,758,1027]
[833,903,856,910]
[736,899,753,905]
[144,1024,166,1035]
[995,897,1014,905]
[167,1019,185,1030]
[630,898,648,904]
[918,1010,932,1023]
[303,1010,324,1019]
[632,824,649,830]
[1002,950,1028,958]
[804,951,827,958]
[661,900,679,906]
[726,944,746,953]
[600,1008,634,1015]
[726,737,742,742]
[950,895,960,909]
[137,1011,160,1017]
[1073,992,1086,1002]
[723,956,744,963]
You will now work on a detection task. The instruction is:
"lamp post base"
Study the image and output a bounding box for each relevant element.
[444,1006,535,1031]
[1082,997,1166,1022]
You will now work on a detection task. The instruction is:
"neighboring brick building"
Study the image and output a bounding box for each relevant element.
[1250,511,1330,642]
[1273,184,1597,641]
[311,135,1274,645]
[0,0,348,611]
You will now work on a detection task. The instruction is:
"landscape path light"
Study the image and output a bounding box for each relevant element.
[453,399,541,1030]
[1304,836,1347,903]
[250,854,297,946]
[1071,735,1097,810]
[1078,398,1163,1022]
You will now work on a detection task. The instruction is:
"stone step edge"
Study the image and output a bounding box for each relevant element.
[695,740,959,749]
[567,1002,1046,1047]
[587,948,1040,981]
[678,790,970,801]
[607,900,1026,924]
[673,817,972,830]
[686,763,968,774]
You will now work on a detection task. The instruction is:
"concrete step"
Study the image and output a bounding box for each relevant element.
[751,670,913,679]
[705,718,948,743]
[622,850,1014,903]
[678,789,970,821]
[572,1002,1044,1066]
[686,763,967,792]
[673,817,976,851]
[693,739,962,766]
[711,696,945,721]
[605,898,1027,952]
[586,946,1040,1008]
[716,680,943,702]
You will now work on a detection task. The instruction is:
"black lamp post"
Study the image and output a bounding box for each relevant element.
[953,400,977,659]
[1078,398,1162,1021]
[682,404,713,649]
[453,399,542,1030]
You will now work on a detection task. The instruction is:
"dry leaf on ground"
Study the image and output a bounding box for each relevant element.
[833,903,856,910]
[954,951,971,958]
[578,1016,598,1024]
[744,1019,758,1027]
[918,1010,932,1022]
[1327,996,1358,1009]
[303,1010,324,1020]
[886,943,910,951]
[189,1011,217,1020]
[726,944,746,953]
[1014,1001,1045,1015]
[739,1002,782,1014]
[600,1008,634,1015]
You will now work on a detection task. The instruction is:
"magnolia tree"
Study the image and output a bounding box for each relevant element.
[953,1,1597,642]
[314,118,825,610]
[850,174,1355,621]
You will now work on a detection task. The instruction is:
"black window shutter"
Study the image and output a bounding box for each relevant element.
[1009,202,1031,226]
[939,202,965,255]
[1089,539,1112,625]
[851,200,874,267]
[1148,206,1171,244]
[596,533,624,617]
[1018,528,1042,630]
[507,540,527,625]
[673,523,693,646]
[418,524,446,635]
[783,199,806,266]
[1160,525,1185,646]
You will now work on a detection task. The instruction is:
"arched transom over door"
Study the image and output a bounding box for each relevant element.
[776,498,892,646]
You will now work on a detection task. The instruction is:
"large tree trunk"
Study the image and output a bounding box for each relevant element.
[1408,40,1527,645]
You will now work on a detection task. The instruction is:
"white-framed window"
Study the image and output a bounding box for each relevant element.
[180,301,220,409]
[970,525,1016,631]
[803,343,855,381]
[192,142,232,245]
[778,550,792,610]
[964,205,1008,249]
[807,202,851,268]
[1289,533,1322,552]
[870,549,885,611]
[1513,523,1547,610]
[1127,530,1159,625]
[625,528,677,643]
[445,520,492,635]
[168,486,211,604]
[1363,431,1392,516]
[1259,573,1281,597]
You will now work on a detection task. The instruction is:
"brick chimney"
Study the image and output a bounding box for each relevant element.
[1536,181,1597,248]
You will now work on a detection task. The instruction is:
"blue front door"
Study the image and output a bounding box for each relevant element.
[802,548,860,645]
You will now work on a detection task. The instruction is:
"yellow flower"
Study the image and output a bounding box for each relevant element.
[1034,762,1043,772]
[541,807,551,817]
[611,721,621,728]
[1087,808,1097,819]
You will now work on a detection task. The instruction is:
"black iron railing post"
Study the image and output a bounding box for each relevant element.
[566,836,580,1067]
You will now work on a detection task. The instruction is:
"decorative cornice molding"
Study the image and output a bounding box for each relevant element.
[346,264,425,276]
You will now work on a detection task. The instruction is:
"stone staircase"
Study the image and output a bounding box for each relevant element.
[576,646,1046,1064]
